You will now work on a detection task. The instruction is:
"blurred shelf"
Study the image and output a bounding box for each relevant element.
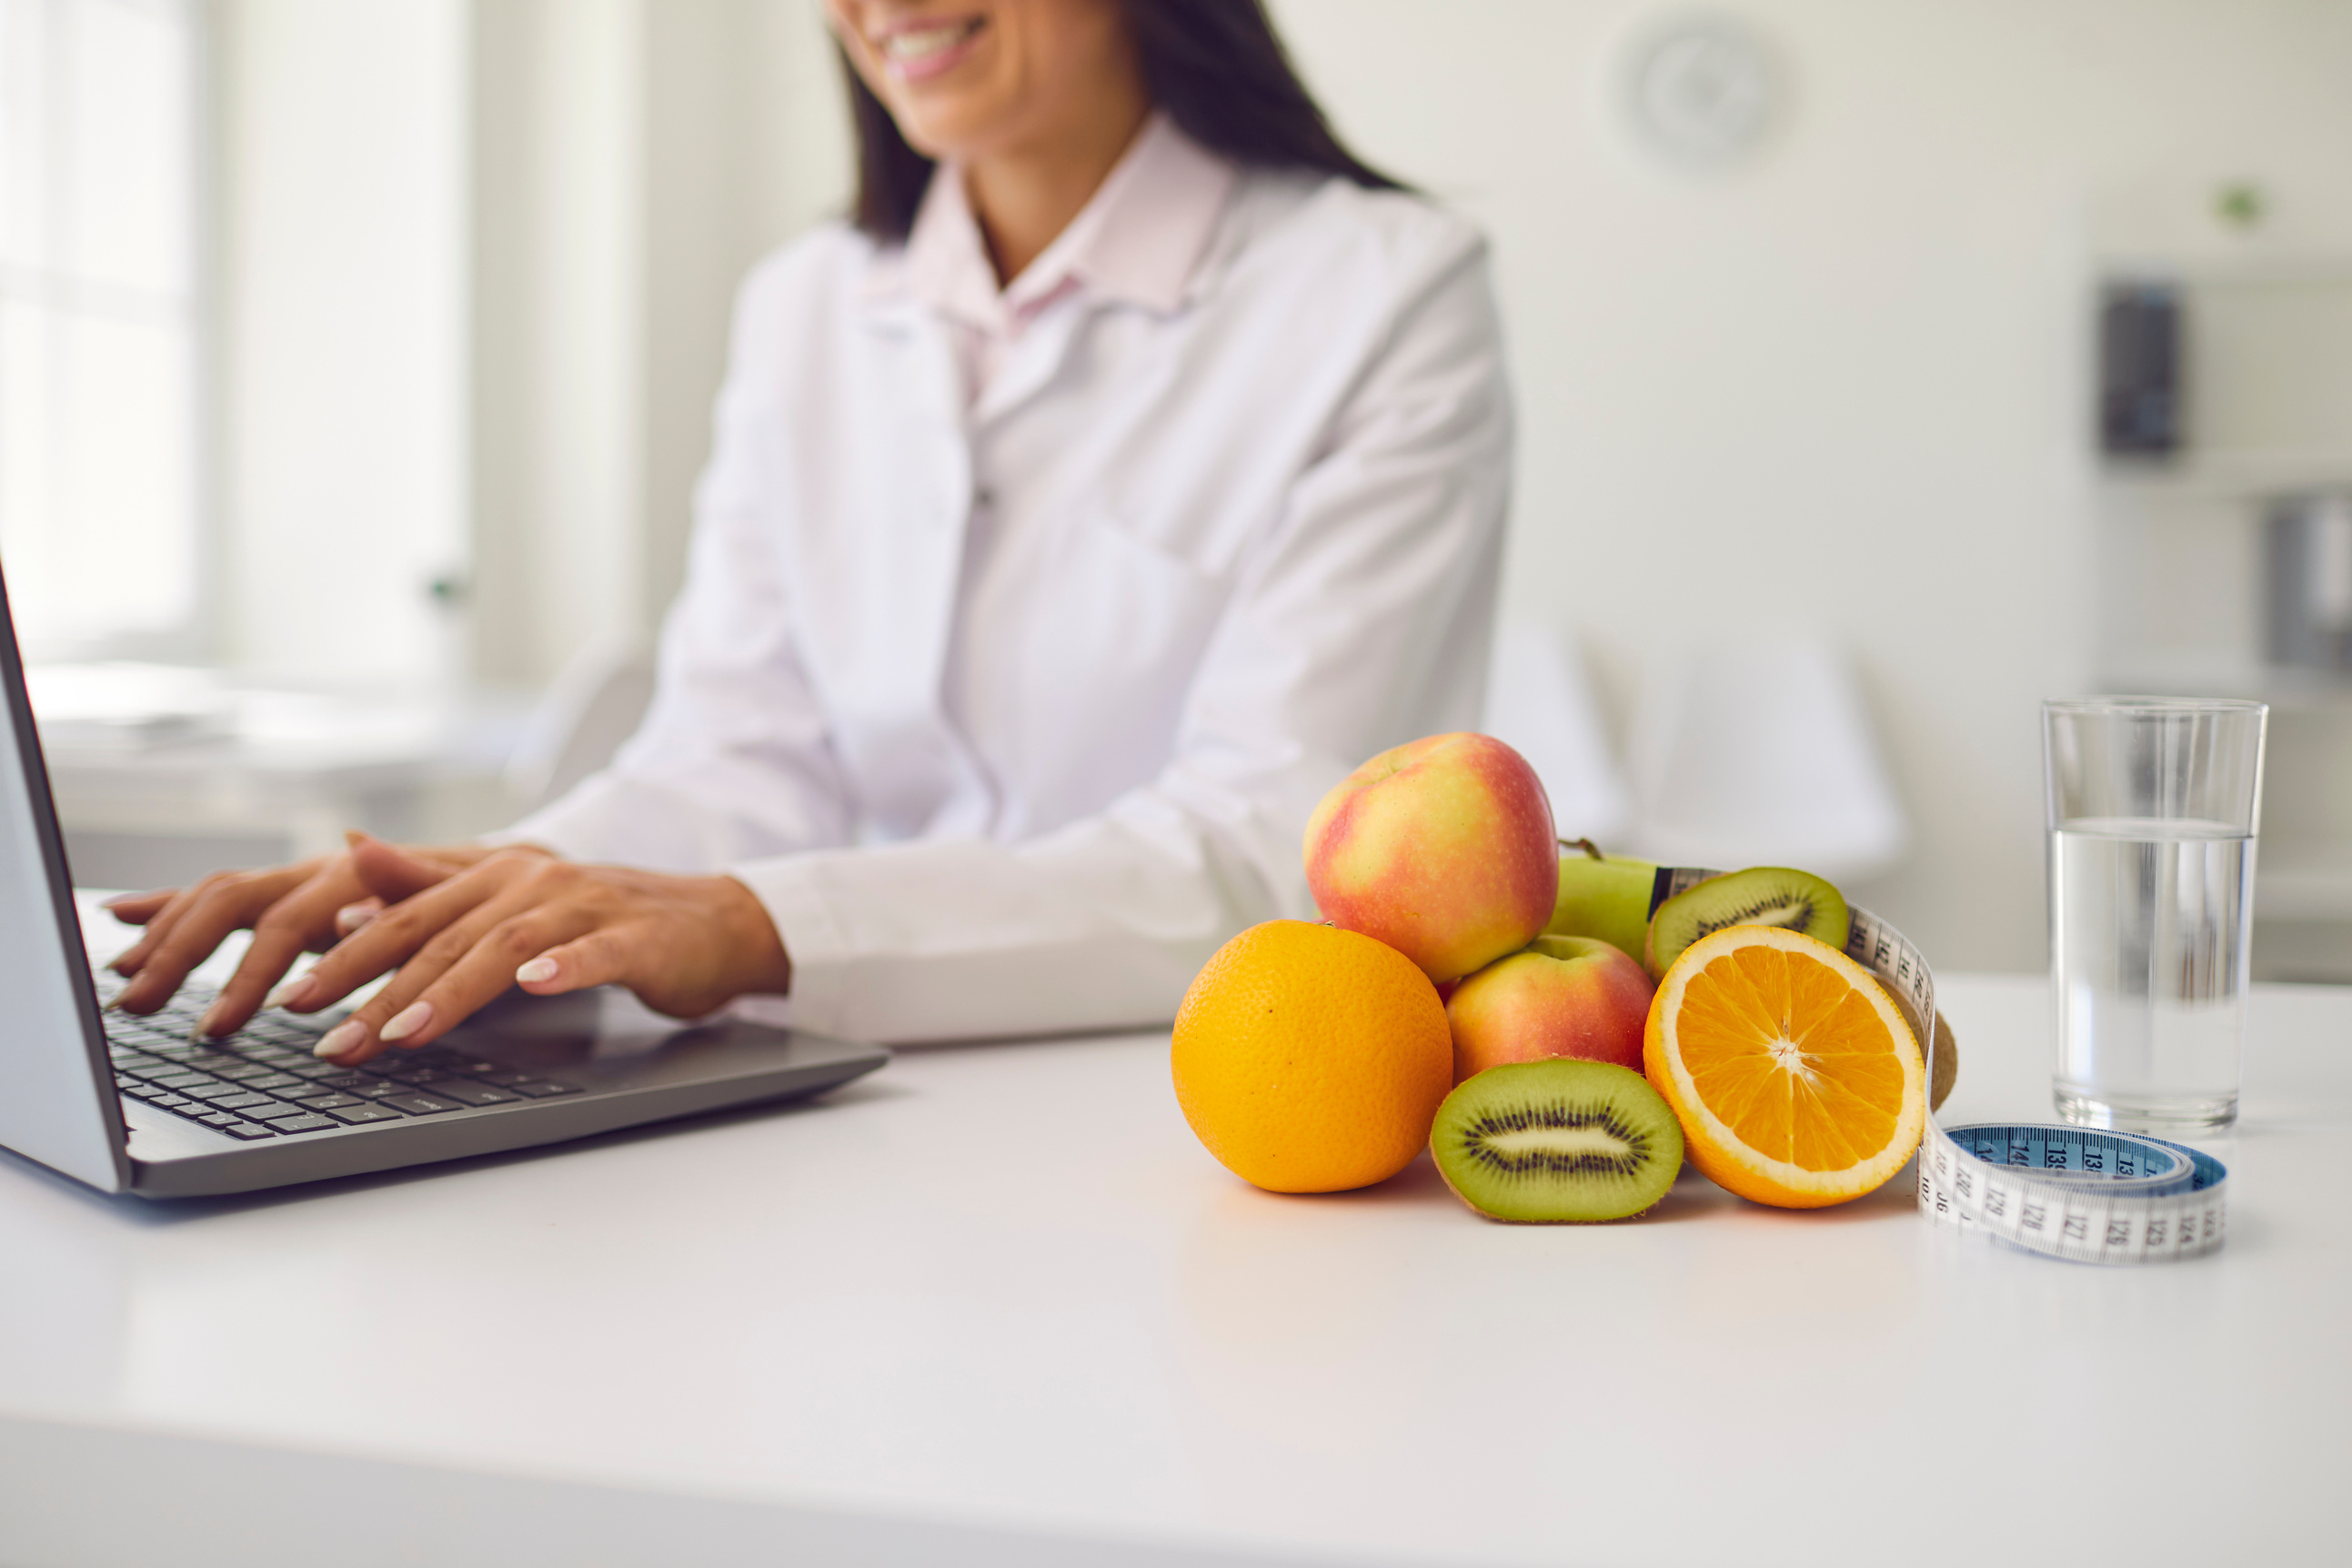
[2258,857,2352,922]
[2095,659,2352,709]
[2098,449,2352,498]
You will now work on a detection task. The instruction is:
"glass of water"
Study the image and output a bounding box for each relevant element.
[2045,698,2267,1131]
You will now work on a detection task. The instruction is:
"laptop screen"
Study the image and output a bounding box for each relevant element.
[0,568,131,1192]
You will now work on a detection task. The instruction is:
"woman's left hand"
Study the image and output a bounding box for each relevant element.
[277,839,792,1065]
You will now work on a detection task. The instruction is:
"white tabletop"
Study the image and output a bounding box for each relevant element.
[3,943,2347,1566]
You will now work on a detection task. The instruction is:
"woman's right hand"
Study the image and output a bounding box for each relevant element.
[102,835,523,1040]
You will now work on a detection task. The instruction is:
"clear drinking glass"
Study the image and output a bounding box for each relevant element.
[2044,698,2267,1131]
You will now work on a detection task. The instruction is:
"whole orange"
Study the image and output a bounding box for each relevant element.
[1171,920,1452,1193]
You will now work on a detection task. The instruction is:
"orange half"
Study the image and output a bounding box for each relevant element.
[1643,925,1925,1209]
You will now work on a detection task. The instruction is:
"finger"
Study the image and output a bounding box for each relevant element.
[108,876,220,976]
[110,865,313,1015]
[335,898,386,938]
[292,854,534,1017]
[197,859,376,1037]
[514,925,638,997]
[346,831,469,904]
[99,889,176,925]
[319,897,599,1063]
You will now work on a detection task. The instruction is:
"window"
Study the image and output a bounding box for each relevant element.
[0,0,201,658]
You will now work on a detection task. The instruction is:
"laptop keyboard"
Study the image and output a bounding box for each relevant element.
[101,989,582,1141]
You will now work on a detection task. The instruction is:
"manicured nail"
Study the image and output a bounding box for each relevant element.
[379,1001,432,1043]
[99,893,132,909]
[515,956,558,985]
[102,992,126,1012]
[266,976,319,1010]
[316,1020,367,1059]
[336,902,377,933]
[196,1002,228,1038]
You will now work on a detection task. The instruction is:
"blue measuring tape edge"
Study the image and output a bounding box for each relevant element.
[1939,1121,2227,1200]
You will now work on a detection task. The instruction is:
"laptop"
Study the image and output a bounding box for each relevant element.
[0,571,888,1199]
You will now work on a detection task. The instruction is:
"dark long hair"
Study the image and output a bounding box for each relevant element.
[844,0,1402,240]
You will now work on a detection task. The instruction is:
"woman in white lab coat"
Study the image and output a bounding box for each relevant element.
[107,0,1513,1058]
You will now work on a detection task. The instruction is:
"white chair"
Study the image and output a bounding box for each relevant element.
[1480,617,1631,844]
[503,633,658,815]
[1623,638,1907,882]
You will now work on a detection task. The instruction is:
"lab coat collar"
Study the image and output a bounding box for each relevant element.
[864,111,1238,322]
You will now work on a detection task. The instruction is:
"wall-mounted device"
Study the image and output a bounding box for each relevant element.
[2267,492,2352,672]
[2099,281,2183,457]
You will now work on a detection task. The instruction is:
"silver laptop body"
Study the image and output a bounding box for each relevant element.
[0,570,887,1199]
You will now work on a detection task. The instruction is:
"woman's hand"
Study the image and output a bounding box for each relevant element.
[271,843,792,1065]
[104,835,505,1037]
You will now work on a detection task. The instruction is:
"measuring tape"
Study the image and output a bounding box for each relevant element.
[1850,902,2227,1263]
[1653,869,2230,1263]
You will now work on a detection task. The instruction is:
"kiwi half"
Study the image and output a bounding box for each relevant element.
[1644,866,1848,979]
[1430,1060,1684,1223]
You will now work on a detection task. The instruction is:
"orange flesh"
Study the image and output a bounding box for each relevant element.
[1674,945,1907,1173]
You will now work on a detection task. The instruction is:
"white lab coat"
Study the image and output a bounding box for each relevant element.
[508,166,1513,1043]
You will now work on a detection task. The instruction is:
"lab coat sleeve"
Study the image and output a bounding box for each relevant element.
[497,269,857,871]
[735,222,1513,1043]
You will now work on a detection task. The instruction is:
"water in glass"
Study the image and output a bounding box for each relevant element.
[2051,815,2254,1130]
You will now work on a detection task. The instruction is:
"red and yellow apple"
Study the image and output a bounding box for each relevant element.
[1444,934,1656,1083]
[1303,732,1557,983]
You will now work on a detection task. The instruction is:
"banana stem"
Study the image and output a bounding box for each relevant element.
[1560,837,1606,861]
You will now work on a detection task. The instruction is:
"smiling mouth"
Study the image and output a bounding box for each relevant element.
[878,15,987,66]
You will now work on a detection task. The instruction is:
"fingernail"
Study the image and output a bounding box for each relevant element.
[196,1002,227,1038]
[336,902,376,932]
[266,976,319,1010]
[99,893,130,909]
[102,992,127,1012]
[515,957,558,985]
[316,1020,367,1059]
[379,1001,432,1043]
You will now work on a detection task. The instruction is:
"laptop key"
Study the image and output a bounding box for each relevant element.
[148,1093,194,1110]
[243,1072,306,1091]
[216,1121,276,1140]
[419,1080,521,1107]
[506,1080,581,1098]
[186,1083,250,1102]
[148,1070,216,1091]
[196,1111,243,1127]
[256,1102,325,1122]
[209,1091,276,1111]
[292,1092,365,1111]
[348,1081,414,1101]
[214,1063,276,1082]
[382,1094,461,1115]
[318,1103,406,1125]
[276,1060,343,1080]
[266,1113,337,1134]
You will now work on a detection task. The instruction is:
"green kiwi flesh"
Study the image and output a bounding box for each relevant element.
[1644,866,1849,979]
[1430,1060,1684,1223]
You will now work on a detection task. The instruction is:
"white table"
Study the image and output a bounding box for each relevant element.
[2,955,2347,1567]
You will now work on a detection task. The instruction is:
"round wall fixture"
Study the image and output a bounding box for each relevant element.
[1620,11,1781,168]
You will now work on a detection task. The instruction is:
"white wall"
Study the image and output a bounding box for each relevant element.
[467,0,847,688]
[215,0,468,686]
[1265,0,2352,971]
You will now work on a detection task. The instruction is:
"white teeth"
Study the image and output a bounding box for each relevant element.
[880,20,977,61]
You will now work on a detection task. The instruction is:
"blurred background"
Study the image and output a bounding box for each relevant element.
[4,0,2348,980]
